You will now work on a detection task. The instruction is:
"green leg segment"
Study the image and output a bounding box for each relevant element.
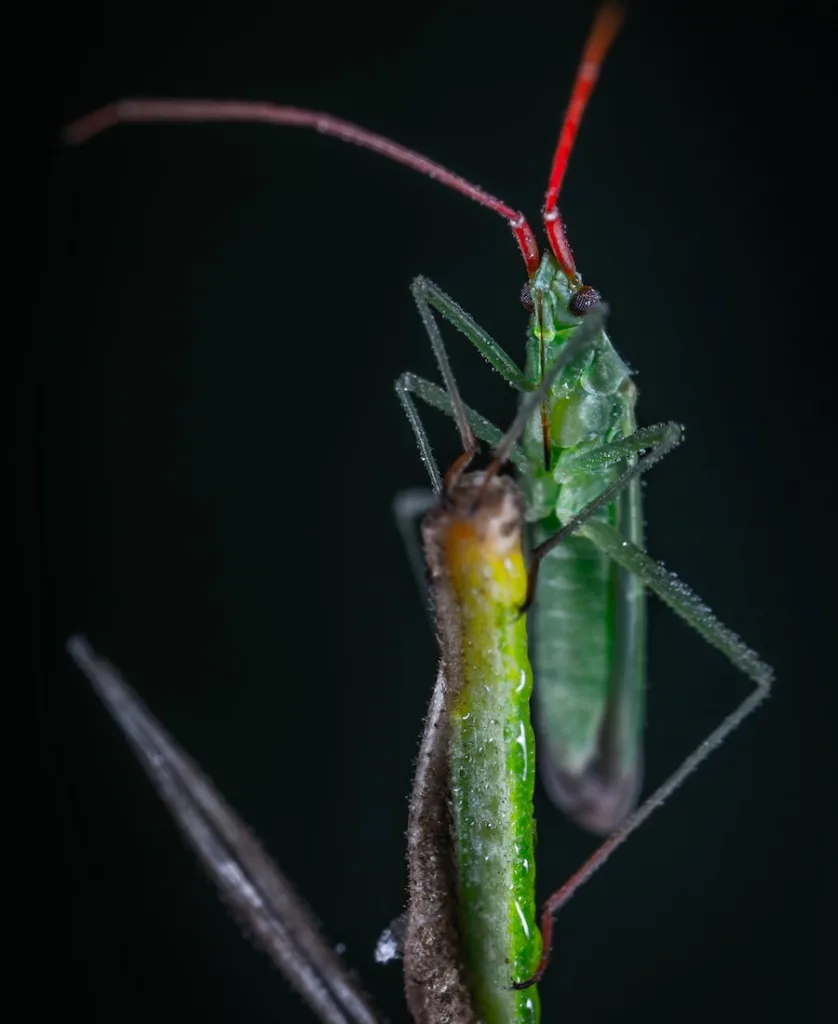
[542,416,772,685]
[525,421,683,606]
[394,371,531,475]
[584,520,772,687]
[392,487,435,621]
[555,421,682,479]
[412,276,530,392]
[514,440,773,990]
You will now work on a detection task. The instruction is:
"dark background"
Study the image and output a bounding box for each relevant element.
[14,1,833,1022]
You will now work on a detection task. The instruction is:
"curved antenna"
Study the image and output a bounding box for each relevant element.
[63,99,541,276]
[542,3,625,283]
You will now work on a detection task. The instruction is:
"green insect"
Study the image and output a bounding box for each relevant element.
[61,12,772,839]
[62,2,774,1017]
[65,307,620,1024]
[391,1,773,838]
[399,303,613,1023]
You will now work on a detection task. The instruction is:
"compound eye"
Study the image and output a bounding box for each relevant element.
[520,281,535,313]
[568,284,601,317]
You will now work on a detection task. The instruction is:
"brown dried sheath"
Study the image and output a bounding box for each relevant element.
[403,663,477,1024]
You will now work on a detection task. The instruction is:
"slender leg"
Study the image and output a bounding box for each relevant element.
[514,524,774,990]
[523,421,683,611]
[66,636,385,1024]
[394,308,610,619]
[554,421,682,479]
[394,375,444,492]
[398,275,528,483]
[412,276,531,392]
[394,371,533,477]
[400,282,615,485]
[392,488,435,621]
[532,419,772,682]
[582,520,773,685]
[515,675,770,989]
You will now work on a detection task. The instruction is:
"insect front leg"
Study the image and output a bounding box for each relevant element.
[412,276,531,391]
[394,371,531,474]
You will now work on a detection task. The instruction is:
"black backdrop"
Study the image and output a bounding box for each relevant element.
[14,1,834,1022]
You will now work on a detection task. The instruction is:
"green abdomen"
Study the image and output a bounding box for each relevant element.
[520,271,648,832]
[530,526,615,774]
[528,475,646,833]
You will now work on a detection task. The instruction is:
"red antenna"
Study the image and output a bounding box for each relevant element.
[541,3,626,285]
[63,100,541,276]
[62,5,623,285]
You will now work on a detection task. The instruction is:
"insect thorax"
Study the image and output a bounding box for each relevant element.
[521,252,637,526]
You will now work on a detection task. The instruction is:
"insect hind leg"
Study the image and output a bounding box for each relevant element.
[514,457,774,989]
[582,520,773,690]
[392,488,435,623]
[514,672,769,991]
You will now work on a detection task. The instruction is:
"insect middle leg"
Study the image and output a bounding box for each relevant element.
[534,429,774,687]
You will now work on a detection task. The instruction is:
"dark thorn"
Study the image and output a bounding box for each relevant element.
[510,974,539,991]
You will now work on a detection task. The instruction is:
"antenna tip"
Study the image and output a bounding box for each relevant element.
[598,3,626,35]
[61,104,118,146]
[585,4,626,68]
